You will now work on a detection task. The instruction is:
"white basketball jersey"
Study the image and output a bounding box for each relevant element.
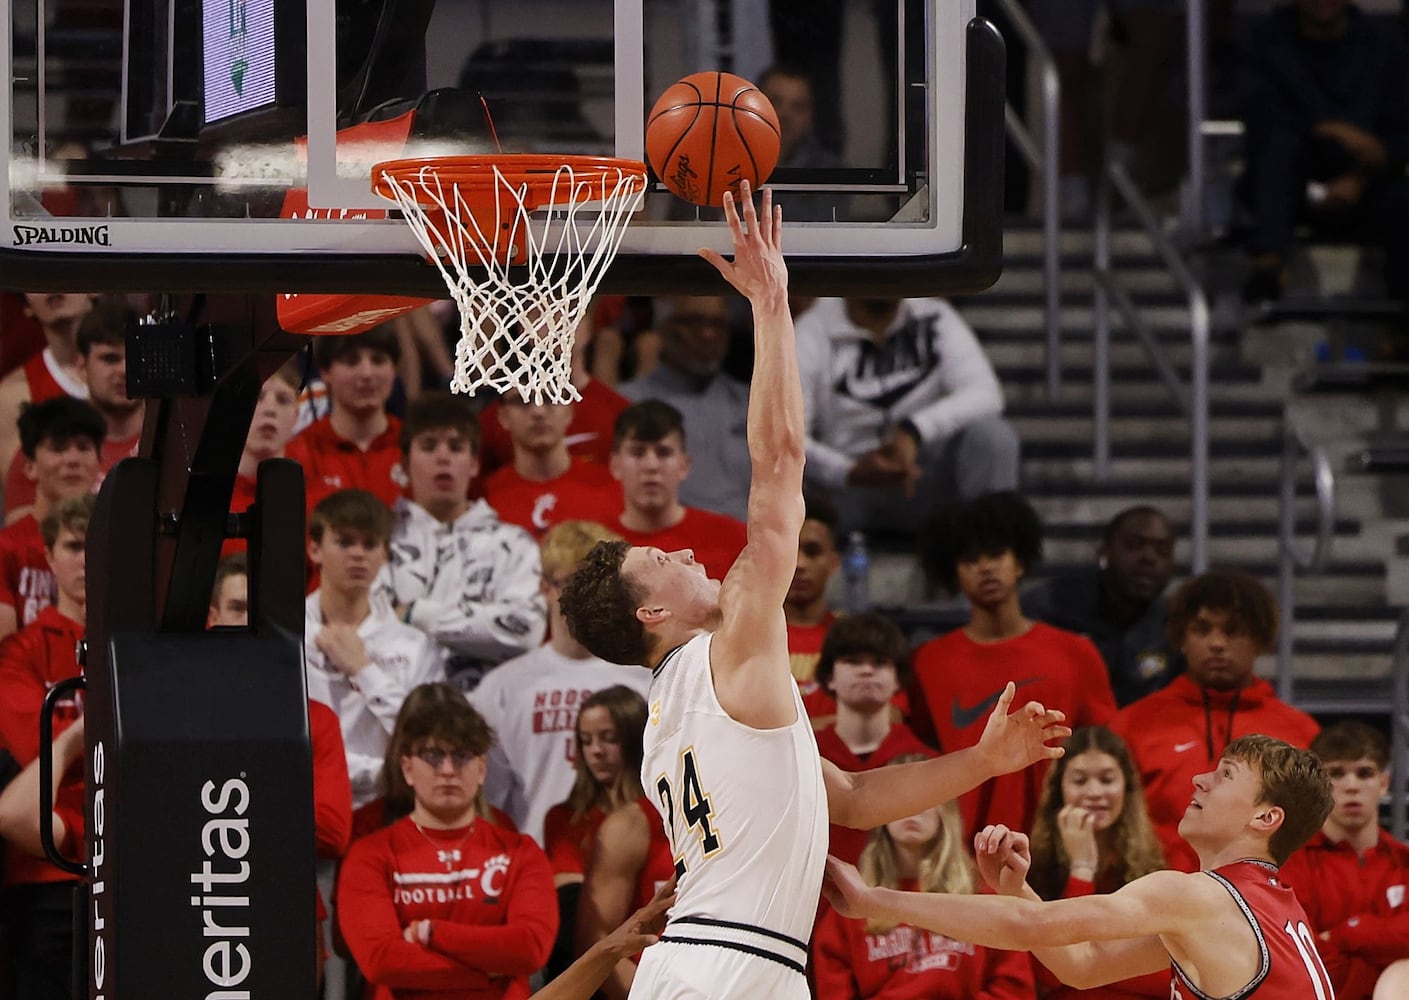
[639,631,828,982]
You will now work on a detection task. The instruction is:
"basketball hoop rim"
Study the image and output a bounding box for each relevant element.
[371,154,649,206]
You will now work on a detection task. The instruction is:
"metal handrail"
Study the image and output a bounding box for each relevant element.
[993,0,1061,397]
[1393,609,1409,839]
[1185,0,1208,236]
[1092,161,1211,571]
[1274,423,1336,701]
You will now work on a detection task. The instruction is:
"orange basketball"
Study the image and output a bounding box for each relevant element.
[646,72,781,207]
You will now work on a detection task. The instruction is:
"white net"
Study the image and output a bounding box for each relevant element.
[374,159,647,403]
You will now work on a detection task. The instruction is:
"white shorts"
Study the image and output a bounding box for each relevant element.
[628,940,810,1000]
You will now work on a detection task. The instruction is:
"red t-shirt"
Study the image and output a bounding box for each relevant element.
[483,459,622,539]
[0,296,46,379]
[0,515,53,628]
[1110,676,1320,872]
[475,378,627,489]
[909,622,1118,841]
[614,507,747,582]
[542,802,607,878]
[3,432,136,516]
[811,878,1036,1000]
[284,414,405,511]
[814,723,932,865]
[337,815,557,1000]
[1171,860,1334,999]
[1278,828,1409,999]
[0,605,85,886]
[22,350,83,405]
[309,700,353,861]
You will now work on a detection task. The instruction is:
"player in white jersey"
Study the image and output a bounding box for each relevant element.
[558,183,1070,1000]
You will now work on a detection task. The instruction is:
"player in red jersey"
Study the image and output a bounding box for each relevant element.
[824,734,1337,1000]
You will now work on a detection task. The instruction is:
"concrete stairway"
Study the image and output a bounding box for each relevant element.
[871,220,1406,705]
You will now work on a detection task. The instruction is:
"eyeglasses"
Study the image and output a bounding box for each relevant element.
[413,747,477,769]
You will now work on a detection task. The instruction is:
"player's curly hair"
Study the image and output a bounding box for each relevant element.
[919,491,1044,595]
[1028,726,1165,901]
[558,539,653,666]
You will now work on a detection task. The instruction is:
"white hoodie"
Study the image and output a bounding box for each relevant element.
[303,593,447,807]
[794,297,1005,489]
[376,498,547,687]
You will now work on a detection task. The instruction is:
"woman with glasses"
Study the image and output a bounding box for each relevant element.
[811,754,1035,999]
[337,683,557,1000]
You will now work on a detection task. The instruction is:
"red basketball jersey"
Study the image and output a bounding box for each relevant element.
[1172,859,1335,1000]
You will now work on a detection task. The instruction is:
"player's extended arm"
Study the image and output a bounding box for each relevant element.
[822,683,1069,830]
[574,806,651,1000]
[824,857,1188,990]
[534,880,676,1000]
[701,184,806,727]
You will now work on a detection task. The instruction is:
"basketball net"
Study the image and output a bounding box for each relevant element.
[373,157,647,403]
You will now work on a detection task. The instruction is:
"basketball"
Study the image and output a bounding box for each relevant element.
[646,72,781,207]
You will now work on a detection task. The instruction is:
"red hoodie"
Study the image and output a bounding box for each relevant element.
[1279,828,1409,999]
[1110,675,1320,872]
[0,606,84,886]
[811,879,1035,1000]
[814,723,932,864]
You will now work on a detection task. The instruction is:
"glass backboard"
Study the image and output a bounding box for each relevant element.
[3,0,1004,296]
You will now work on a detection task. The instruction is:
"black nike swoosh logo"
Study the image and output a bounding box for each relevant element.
[950,678,1043,730]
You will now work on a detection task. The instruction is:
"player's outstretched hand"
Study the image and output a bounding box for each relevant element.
[975,682,1070,777]
[822,855,878,920]
[698,181,788,308]
[598,875,677,959]
[973,824,1032,897]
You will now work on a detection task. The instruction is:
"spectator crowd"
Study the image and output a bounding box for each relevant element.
[0,216,1407,999]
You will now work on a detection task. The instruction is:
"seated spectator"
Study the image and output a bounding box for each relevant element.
[0,293,92,482]
[619,296,751,520]
[1110,570,1320,872]
[795,297,1019,536]
[4,296,141,521]
[811,613,929,863]
[336,694,557,1000]
[0,713,84,870]
[0,493,91,1000]
[286,325,405,510]
[1236,0,1409,306]
[787,488,841,704]
[471,520,650,846]
[1026,726,1169,999]
[209,552,353,861]
[1024,505,1183,707]
[231,361,303,518]
[0,398,103,638]
[477,309,628,478]
[811,755,1036,999]
[542,687,650,886]
[1280,721,1409,1000]
[483,393,622,538]
[909,492,1117,840]
[606,400,747,580]
[570,693,675,1000]
[378,392,546,690]
[757,65,847,223]
[542,687,651,982]
[304,489,446,809]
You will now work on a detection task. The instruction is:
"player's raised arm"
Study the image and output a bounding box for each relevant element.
[699,183,806,722]
[822,682,1070,829]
